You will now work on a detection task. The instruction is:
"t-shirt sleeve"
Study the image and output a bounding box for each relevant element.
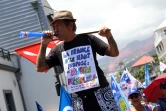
[46,46,60,68]
[89,34,108,56]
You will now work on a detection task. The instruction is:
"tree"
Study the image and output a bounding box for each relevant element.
[152,54,159,66]
[134,66,145,81]
[118,61,124,70]
[134,64,152,82]
[114,70,123,83]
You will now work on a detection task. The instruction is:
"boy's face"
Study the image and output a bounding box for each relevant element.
[128,93,142,106]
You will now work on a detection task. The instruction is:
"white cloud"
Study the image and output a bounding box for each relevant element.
[46,0,166,49]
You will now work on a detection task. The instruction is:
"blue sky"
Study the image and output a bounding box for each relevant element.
[47,0,166,49]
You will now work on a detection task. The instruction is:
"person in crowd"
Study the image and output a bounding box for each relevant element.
[36,10,120,111]
[156,82,166,111]
[137,86,145,96]
[128,88,151,111]
[142,94,153,111]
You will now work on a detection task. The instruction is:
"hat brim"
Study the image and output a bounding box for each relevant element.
[137,87,145,90]
[128,92,140,97]
[50,18,76,26]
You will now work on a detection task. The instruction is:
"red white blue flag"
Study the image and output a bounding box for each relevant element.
[14,38,61,65]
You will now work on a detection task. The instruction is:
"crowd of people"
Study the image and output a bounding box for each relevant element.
[127,82,166,111]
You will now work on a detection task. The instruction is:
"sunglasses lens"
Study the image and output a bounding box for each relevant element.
[162,87,166,89]
[161,85,166,89]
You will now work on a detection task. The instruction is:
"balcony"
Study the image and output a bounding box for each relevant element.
[154,32,166,47]
[0,47,18,72]
[0,47,11,61]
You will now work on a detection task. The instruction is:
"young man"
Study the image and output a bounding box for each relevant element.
[128,88,151,111]
[157,82,166,111]
[36,10,119,111]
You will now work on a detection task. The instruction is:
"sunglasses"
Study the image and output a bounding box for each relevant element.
[161,86,166,89]
[129,93,139,99]
[138,89,144,91]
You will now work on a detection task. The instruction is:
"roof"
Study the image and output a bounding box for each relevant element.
[132,56,153,67]
[155,15,166,31]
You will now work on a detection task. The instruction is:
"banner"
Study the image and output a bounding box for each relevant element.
[59,86,73,111]
[120,69,137,98]
[62,45,99,93]
[145,63,150,87]
[110,73,131,111]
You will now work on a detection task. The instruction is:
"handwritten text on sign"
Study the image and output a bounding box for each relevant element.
[62,45,100,93]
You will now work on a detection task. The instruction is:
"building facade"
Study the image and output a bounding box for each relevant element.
[0,48,24,111]
[0,0,60,111]
[0,0,53,52]
[154,14,166,61]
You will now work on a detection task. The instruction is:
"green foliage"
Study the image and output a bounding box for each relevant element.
[117,54,158,82]
[134,66,145,81]
[118,70,123,77]
[116,71,123,83]
[148,64,153,73]
[134,64,152,82]
[119,61,124,66]
[133,54,158,81]
[152,54,159,66]
[118,61,124,69]
[126,66,131,71]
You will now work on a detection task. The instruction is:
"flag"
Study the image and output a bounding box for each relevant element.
[160,61,166,74]
[59,86,73,111]
[120,69,137,98]
[145,63,150,87]
[14,38,61,65]
[110,73,131,111]
[36,101,44,111]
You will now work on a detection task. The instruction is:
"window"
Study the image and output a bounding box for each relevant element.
[164,30,166,35]
[161,42,165,50]
[3,90,16,111]
[157,46,160,53]
[159,45,162,52]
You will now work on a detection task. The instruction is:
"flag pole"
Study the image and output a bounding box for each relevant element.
[78,31,99,35]
[77,29,110,35]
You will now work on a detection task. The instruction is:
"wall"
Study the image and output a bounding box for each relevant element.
[0,58,24,111]
[19,56,59,111]
[0,0,52,52]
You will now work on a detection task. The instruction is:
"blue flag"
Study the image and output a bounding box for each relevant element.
[59,86,73,111]
[110,73,131,111]
[120,72,131,84]
[35,101,44,111]
[145,63,150,87]
[120,69,137,98]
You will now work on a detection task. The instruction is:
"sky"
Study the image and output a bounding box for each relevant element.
[46,0,166,49]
